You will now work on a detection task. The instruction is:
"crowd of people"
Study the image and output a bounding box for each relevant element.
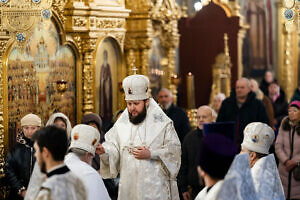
[4,71,300,200]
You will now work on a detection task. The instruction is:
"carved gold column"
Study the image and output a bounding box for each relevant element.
[125,0,152,76]
[65,0,129,115]
[278,1,298,101]
[125,0,181,100]
[82,50,94,114]
[0,37,9,181]
[151,1,181,99]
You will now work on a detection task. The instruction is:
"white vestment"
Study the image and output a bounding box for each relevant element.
[35,165,86,200]
[25,163,46,200]
[100,98,181,200]
[65,152,111,200]
[216,154,258,200]
[195,180,224,200]
[251,154,285,200]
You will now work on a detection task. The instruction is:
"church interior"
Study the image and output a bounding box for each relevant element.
[0,0,299,198]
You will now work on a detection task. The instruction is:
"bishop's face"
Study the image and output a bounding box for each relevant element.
[127,99,149,125]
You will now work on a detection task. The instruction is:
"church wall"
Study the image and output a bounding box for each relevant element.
[178,2,240,107]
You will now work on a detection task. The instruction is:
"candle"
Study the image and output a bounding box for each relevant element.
[186,72,195,109]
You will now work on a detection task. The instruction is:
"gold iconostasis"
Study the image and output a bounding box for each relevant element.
[0,1,299,198]
[0,0,181,190]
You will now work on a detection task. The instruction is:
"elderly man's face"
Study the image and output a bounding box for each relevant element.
[236,80,250,99]
[196,107,214,130]
[157,90,172,109]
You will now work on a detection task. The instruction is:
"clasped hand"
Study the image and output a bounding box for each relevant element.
[132,146,151,160]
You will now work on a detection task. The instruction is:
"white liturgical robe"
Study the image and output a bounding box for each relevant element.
[251,154,285,200]
[195,180,224,200]
[65,152,111,200]
[35,165,86,200]
[100,98,181,200]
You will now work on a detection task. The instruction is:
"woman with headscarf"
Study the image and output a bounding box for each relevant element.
[24,112,72,200]
[45,112,72,140]
[275,101,300,199]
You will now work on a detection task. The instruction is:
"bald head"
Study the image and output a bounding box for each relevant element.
[236,78,251,102]
[196,106,216,130]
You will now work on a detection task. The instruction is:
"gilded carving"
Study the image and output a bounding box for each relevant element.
[114,33,125,50]
[65,1,129,114]
[0,39,7,180]
[125,0,181,100]
[73,17,87,27]
[51,0,67,24]
[0,0,52,49]
[82,51,94,114]
[96,19,125,29]
[278,1,298,101]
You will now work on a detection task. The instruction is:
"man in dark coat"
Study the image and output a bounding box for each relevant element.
[5,114,41,200]
[178,106,215,200]
[217,78,269,146]
[157,88,190,143]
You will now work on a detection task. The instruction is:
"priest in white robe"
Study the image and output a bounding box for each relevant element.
[240,122,285,199]
[65,124,110,200]
[98,74,181,200]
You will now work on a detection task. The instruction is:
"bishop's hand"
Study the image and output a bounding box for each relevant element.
[96,143,105,155]
[132,146,151,160]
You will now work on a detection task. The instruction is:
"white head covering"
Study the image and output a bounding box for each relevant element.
[122,74,150,100]
[217,154,258,200]
[251,154,285,200]
[21,113,41,127]
[241,122,275,154]
[69,124,100,156]
[46,112,72,139]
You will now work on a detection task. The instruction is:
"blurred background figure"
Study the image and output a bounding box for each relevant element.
[260,70,274,96]
[217,78,269,146]
[157,88,190,144]
[275,101,300,200]
[268,81,288,130]
[211,93,225,115]
[291,85,300,102]
[250,79,274,128]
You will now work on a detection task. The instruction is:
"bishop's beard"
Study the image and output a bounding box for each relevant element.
[129,104,147,125]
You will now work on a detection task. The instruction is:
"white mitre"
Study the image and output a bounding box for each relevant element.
[241,122,275,154]
[122,74,150,101]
